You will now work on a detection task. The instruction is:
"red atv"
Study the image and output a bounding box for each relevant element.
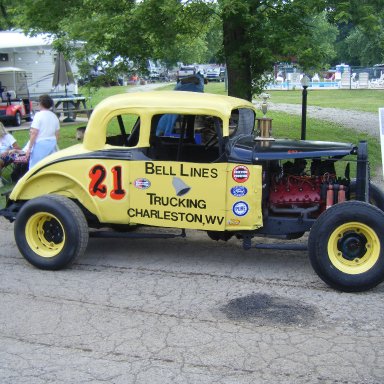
[0,67,34,126]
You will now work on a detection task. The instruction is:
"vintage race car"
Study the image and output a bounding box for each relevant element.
[1,91,384,292]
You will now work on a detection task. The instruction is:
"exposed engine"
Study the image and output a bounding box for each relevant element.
[268,159,349,216]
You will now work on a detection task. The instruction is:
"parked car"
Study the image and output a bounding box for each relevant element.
[78,69,123,87]
[177,65,196,81]
[206,67,225,82]
[1,91,384,292]
[0,67,34,126]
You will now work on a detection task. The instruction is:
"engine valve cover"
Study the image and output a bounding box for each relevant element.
[270,176,322,207]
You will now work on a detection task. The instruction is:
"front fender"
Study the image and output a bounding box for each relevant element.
[10,171,102,221]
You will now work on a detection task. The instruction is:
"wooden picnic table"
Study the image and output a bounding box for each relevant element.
[52,95,93,122]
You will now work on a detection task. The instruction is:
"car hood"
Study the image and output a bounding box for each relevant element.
[228,136,356,163]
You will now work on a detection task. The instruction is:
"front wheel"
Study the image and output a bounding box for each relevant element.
[14,195,89,270]
[308,201,384,292]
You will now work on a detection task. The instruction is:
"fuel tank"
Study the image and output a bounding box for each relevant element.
[227,137,356,163]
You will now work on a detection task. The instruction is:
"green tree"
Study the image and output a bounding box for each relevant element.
[8,0,214,75]
[1,0,382,100]
[220,0,331,99]
[1,0,325,99]
[288,12,338,71]
[327,0,384,66]
[0,0,15,30]
[342,28,384,66]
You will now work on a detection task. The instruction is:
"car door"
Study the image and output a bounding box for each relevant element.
[127,160,262,231]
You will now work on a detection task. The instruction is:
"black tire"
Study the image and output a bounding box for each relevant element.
[308,201,384,292]
[14,195,89,270]
[349,180,384,211]
[13,112,21,126]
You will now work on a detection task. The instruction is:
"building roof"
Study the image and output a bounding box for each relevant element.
[0,30,52,50]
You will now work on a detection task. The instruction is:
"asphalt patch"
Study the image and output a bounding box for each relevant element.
[221,293,318,326]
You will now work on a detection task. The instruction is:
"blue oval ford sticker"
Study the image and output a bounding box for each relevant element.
[231,186,248,197]
[134,178,151,190]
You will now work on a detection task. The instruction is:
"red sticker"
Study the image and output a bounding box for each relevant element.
[232,165,249,183]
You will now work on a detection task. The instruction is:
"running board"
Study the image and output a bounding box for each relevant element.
[89,228,186,239]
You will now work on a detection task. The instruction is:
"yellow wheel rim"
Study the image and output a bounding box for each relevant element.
[328,222,380,274]
[25,212,65,258]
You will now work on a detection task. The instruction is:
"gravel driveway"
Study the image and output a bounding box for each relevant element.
[268,102,381,138]
[1,219,384,384]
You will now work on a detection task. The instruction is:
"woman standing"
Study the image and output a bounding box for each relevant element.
[26,94,60,169]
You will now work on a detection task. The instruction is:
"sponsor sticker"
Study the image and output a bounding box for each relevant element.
[227,218,241,226]
[134,178,151,190]
[232,201,249,217]
[232,165,249,183]
[230,185,248,197]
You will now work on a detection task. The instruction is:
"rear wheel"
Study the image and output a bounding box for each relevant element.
[14,195,89,270]
[308,201,384,292]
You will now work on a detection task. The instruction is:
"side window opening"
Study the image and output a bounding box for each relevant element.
[106,113,140,147]
[230,108,255,137]
[149,113,224,163]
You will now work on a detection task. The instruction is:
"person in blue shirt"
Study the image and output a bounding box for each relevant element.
[156,73,206,136]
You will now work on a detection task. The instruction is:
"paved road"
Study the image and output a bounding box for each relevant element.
[1,218,384,384]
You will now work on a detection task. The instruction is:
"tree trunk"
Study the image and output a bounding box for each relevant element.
[222,13,252,101]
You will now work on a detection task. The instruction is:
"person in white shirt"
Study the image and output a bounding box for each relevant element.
[0,122,23,173]
[26,94,60,169]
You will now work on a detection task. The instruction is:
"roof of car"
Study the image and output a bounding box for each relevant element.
[91,90,255,117]
[84,91,256,150]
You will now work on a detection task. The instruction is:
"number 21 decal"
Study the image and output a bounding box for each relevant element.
[89,164,126,200]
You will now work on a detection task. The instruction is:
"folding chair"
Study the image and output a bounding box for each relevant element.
[0,160,13,186]
[0,153,28,186]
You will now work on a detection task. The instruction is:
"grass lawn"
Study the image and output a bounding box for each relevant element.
[84,82,384,113]
[265,89,384,113]
[269,111,381,177]
[80,84,131,108]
